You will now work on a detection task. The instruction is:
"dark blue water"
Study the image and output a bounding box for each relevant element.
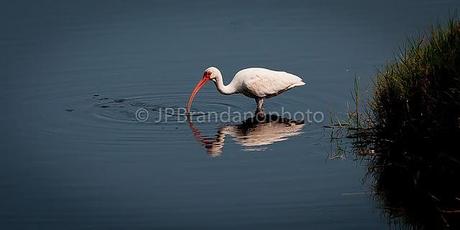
[1,0,459,229]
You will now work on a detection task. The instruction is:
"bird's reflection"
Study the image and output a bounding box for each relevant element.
[187,114,305,156]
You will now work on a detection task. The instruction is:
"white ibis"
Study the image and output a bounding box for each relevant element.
[186,67,305,116]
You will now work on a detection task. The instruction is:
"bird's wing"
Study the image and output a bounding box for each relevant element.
[242,69,304,98]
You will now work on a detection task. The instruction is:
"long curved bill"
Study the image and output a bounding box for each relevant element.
[186,75,209,114]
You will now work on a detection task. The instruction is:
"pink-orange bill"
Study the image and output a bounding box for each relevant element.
[186,74,210,114]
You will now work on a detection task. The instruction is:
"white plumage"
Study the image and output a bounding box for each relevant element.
[186,67,305,115]
[234,68,305,98]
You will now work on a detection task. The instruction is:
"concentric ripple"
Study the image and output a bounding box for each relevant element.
[90,91,247,124]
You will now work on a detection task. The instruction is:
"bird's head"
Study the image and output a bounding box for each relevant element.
[204,66,221,82]
[186,67,221,114]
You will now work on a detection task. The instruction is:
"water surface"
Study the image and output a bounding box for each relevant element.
[1,0,459,229]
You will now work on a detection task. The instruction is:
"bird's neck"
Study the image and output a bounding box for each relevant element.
[214,74,237,95]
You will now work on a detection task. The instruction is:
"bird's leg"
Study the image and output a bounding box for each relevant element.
[255,98,265,120]
[256,98,264,112]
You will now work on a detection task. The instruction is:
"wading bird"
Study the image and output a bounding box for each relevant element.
[186,67,305,117]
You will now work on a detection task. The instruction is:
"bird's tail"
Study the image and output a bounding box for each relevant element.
[288,81,306,89]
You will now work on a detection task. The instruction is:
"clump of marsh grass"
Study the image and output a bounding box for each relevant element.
[372,19,460,149]
[367,18,460,229]
[328,18,460,229]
